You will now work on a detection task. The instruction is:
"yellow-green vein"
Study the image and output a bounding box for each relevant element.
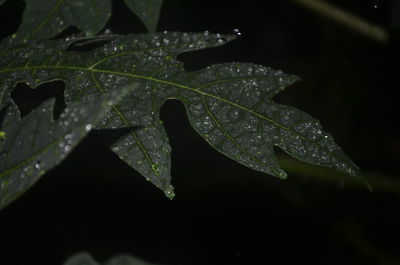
[25,0,65,41]
[200,95,283,177]
[90,72,159,176]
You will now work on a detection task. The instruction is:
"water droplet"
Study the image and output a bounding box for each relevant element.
[217,38,226,44]
[346,168,356,176]
[34,161,41,170]
[64,145,71,152]
[164,184,175,200]
[59,141,71,153]
[85,124,92,132]
[233,28,242,37]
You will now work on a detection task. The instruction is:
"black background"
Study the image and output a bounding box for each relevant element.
[0,0,399,264]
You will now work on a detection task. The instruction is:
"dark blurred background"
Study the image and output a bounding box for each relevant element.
[0,0,399,264]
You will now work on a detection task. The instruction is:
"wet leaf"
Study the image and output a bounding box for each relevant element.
[0,32,370,198]
[184,63,367,187]
[0,84,134,209]
[64,252,162,265]
[64,253,99,265]
[13,0,163,42]
[105,255,162,265]
[124,0,163,32]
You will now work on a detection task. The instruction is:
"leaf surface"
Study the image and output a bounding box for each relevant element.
[0,84,134,209]
[124,0,163,32]
[0,32,370,198]
[13,0,163,42]
[64,253,99,265]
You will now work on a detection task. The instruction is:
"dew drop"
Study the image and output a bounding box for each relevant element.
[59,141,71,153]
[164,184,175,200]
[233,28,242,37]
[64,145,71,152]
[85,124,92,132]
[34,161,41,170]
[217,38,226,44]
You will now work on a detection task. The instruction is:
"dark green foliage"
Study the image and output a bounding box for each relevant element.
[64,252,162,265]
[0,0,369,209]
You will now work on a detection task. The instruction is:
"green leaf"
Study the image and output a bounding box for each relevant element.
[64,253,99,265]
[0,32,370,198]
[64,252,162,265]
[15,0,111,42]
[105,255,161,265]
[13,0,163,42]
[0,84,134,209]
[124,0,163,32]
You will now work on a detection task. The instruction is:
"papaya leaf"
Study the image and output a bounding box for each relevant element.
[64,252,162,265]
[124,0,163,32]
[0,32,370,199]
[63,253,99,265]
[0,84,135,209]
[12,0,162,42]
[106,255,162,265]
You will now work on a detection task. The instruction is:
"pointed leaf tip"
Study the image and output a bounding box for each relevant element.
[124,0,163,32]
[164,184,175,200]
[357,172,373,193]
